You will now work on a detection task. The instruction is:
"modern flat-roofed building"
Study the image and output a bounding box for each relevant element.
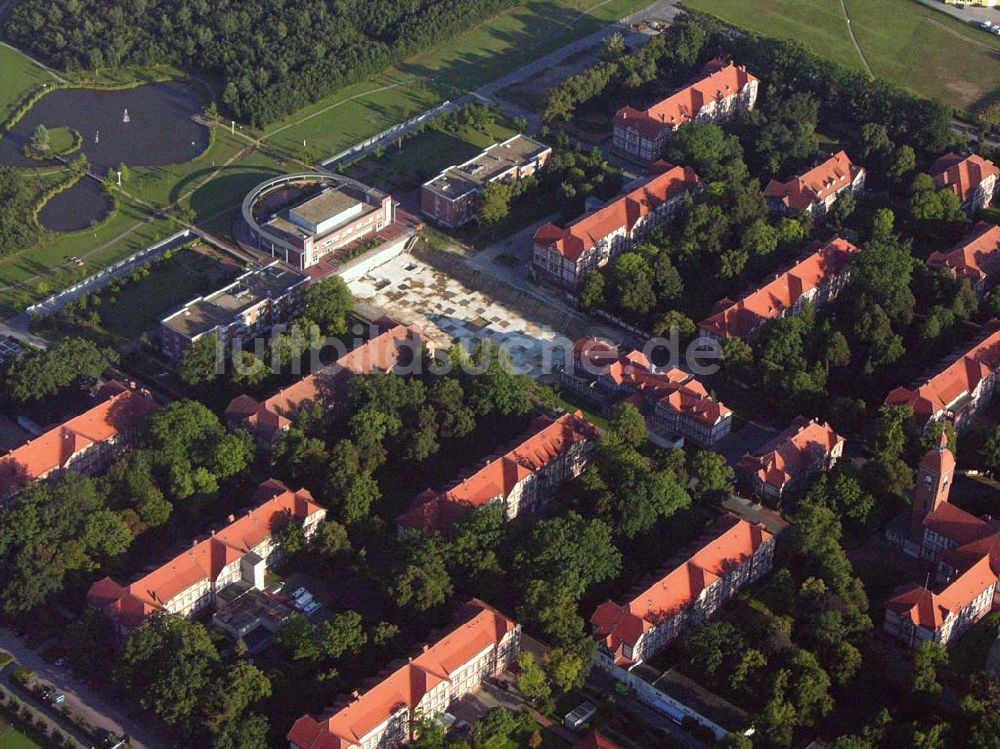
[421,134,551,228]
[929,152,999,216]
[928,222,1000,296]
[591,515,774,670]
[0,380,157,501]
[288,599,520,749]
[87,479,325,633]
[249,177,395,271]
[764,151,865,217]
[737,417,844,500]
[159,261,309,359]
[532,162,701,289]
[397,411,599,535]
[884,321,1000,435]
[612,61,759,163]
[698,238,861,342]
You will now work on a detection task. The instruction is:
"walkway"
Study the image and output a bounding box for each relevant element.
[0,630,173,749]
[839,0,874,77]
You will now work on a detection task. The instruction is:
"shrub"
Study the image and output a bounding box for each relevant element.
[11,666,33,685]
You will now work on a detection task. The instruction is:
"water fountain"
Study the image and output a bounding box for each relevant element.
[123,108,130,123]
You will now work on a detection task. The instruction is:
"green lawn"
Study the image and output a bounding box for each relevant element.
[0,44,54,121]
[267,0,653,156]
[46,126,78,155]
[348,120,517,190]
[684,0,1000,111]
[0,725,42,749]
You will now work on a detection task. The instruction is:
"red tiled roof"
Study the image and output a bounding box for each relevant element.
[938,532,1000,576]
[929,153,999,204]
[398,411,598,534]
[0,381,156,496]
[590,515,772,666]
[533,163,701,262]
[573,732,622,749]
[922,502,993,548]
[88,480,325,629]
[928,222,1000,287]
[226,325,421,440]
[737,416,843,494]
[613,63,758,139]
[887,554,998,631]
[698,238,861,340]
[885,322,1000,423]
[288,600,516,749]
[764,151,863,212]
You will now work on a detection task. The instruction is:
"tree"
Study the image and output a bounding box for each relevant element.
[312,520,351,559]
[277,613,322,661]
[82,510,133,560]
[179,335,221,386]
[517,652,551,703]
[609,402,647,449]
[691,450,733,500]
[28,124,49,152]
[471,707,521,749]
[909,641,947,697]
[578,272,606,310]
[321,610,367,658]
[200,661,271,737]
[665,123,747,182]
[213,713,270,749]
[274,428,328,491]
[683,622,746,677]
[545,647,588,694]
[760,672,798,748]
[390,532,453,611]
[63,608,117,679]
[518,579,586,647]
[611,252,656,315]
[428,377,475,440]
[479,181,512,226]
[788,649,833,726]
[6,337,118,402]
[117,616,221,732]
[978,425,1000,477]
[303,276,353,335]
[276,520,306,555]
[514,513,621,599]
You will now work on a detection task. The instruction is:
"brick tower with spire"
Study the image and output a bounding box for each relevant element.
[911,431,955,531]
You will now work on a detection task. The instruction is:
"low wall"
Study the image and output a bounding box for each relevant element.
[26,229,193,318]
[339,232,416,283]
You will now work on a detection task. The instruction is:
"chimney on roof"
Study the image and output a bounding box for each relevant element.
[351,690,361,701]
[422,644,430,652]
[228,514,235,522]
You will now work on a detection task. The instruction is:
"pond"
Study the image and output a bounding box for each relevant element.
[0,81,209,231]
[37,177,113,233]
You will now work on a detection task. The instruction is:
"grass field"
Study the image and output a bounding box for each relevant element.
[684,0,1000,111]
[0,724,42,749]
[349,120,517,189]
[0,44,55,120]
[267,0,653,155]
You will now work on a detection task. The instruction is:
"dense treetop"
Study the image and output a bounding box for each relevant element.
[5,0,522,125]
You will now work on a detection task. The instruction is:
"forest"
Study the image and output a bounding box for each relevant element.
[4,0,521,125]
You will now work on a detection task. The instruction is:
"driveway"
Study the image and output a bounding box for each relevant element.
[0,630,174,749]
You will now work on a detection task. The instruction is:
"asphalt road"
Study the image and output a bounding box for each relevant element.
[0,630,173,749]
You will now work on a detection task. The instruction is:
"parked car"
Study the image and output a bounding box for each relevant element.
[303,601,321,615]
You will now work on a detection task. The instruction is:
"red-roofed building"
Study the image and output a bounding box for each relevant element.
[883,436,1000,647]
[764,151,865,217]
[560,338,733,447]
[737,417,844,500]
[884,322,1000,435]
[591,515,774,670]
[612,62,759,163]
[0,381,156,501]
[226,324,422,446]
[88,480,325,632]
[572,732,621,749]
[532,162,702,289]
[928,222,1000,296]
[397,411,598,535]
[698,238,861,342]
[288,599,519,749]
[929,152,999,216]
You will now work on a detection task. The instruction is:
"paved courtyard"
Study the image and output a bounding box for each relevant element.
[350,252,602,376]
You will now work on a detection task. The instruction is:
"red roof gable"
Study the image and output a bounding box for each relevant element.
[929,152,999,204]
[288,600,516,749]
[0,381,156,496]
[398,411,598,534]
[737,416,843,494]
[888,555,998,631]
[533,164,701,262]
[590,515,772,666]
[613,63,758,138]
[699,238,861,339]
[764,151,863,211]
[885,322,1000,422]
[928,222,1000,287]
[88,481,325,628]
